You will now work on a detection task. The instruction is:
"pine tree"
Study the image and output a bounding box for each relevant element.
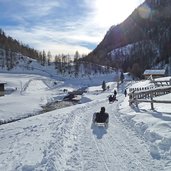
[102,81,106,91]
[74,51,80,77]
[120,71,124,83]
[47,51,52,66]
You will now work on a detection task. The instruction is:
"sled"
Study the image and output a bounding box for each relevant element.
[94,121,108,128]
[92,113,109,128]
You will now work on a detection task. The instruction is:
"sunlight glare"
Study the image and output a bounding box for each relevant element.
[94,0,144,28]
[138,4,151,19]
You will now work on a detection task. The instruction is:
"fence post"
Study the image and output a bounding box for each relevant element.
[135,98,138,108]
[150,92,154,110]
[129,93,132,106]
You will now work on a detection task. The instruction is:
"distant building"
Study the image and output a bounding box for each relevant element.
[143,69,166,79]
[0,82,6,96]
[0,48,5,67]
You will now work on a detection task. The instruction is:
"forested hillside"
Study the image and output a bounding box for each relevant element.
[0,29,40,60]
[84,0,171,78]
[0,29,115,76]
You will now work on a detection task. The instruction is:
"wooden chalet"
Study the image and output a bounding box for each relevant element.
[0,82,6,96]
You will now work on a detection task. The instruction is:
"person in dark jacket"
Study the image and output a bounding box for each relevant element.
[114,90,117,96]
[124,89,127,97]
[108,95,113,103]
[93,107,109,124]
[112,94,118,101]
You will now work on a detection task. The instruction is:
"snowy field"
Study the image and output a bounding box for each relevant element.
[0,73,171,171]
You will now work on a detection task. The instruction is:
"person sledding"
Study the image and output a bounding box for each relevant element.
[108,95,114,103]
[93,107,109,127]
[112,94,118,101]
[108,94,118,103]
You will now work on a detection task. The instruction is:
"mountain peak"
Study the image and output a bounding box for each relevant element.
[84,0,171,77]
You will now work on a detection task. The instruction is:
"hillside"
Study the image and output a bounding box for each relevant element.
[85,0,171,77]
[0,48,117,80]
[0,29,40,60]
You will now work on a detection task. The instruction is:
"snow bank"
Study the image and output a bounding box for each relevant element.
[119,82,171,162]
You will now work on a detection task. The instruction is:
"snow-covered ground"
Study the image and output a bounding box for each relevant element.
[0,73,171,171]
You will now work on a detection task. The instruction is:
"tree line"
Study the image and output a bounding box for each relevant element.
[0,29,114,76]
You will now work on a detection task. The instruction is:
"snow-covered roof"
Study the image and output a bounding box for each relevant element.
[143,69,166,75]
[0,82,6,84]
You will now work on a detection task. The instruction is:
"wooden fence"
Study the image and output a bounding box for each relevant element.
[129,86,157,92]
[129,79,171,92]
[129,86,171,110]
[151,79,171,87]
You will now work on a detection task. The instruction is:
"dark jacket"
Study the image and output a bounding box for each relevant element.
[114,90,117,96]
[95,111,109,123]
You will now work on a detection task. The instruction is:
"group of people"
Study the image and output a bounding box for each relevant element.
[108,89,118,103]
[93,89,128,127]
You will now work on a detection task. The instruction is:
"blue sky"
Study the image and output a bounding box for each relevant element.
[0,0,144,56]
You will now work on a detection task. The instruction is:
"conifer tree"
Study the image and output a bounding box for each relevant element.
[102,81,106,91]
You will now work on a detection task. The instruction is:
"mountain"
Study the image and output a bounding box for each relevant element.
[84,0,171,78]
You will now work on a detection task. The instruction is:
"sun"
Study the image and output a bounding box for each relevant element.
[94,0,144,28]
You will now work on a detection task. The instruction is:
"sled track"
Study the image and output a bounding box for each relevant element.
[88,97,164,171]
[108,98,164,170]
[109,112,147,169]
[91,125,146,170]
[91,122,161,171]
[108,125,146,170]
[92,135,110,171]
[33,109,83,170]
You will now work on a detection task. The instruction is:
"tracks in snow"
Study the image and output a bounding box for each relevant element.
[79,98,164,171]
[18,95,164,171]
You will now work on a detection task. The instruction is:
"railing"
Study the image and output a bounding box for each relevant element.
[151,79,171,87]
[129,86,157,92]
[129,86,171,110]
[129,79,171,92]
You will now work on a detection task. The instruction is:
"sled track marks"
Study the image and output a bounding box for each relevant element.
[91,125,146,171]
[34,105,92,171]
[105,127,146,170]
[92,133,130,171]
[92,135,110,171]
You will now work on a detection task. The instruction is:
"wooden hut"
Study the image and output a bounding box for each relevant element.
[0,82,6,96]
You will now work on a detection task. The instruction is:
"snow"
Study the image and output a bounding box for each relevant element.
[143,69,166,75]
[0,72,171,171]
[110,43,134,56]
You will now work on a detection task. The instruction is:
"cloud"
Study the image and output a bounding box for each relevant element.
[0,0,145,56]
[11,0,60,17]
[4,26,94,55]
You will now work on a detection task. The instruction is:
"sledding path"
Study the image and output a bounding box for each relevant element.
[0,92,165,170]
[76,97,164,171]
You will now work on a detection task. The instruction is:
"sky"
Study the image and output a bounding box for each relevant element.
[0,0,145,56]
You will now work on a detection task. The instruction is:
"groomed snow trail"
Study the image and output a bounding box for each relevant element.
[71,98,164,171]
[33,96,164,170]
[0,93,165,170]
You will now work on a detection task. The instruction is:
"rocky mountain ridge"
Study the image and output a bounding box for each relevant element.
[85,0,171,77]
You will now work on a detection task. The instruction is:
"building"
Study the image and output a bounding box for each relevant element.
[0,82,6,96]
[0,48,5,67]
[143,69,166,79]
